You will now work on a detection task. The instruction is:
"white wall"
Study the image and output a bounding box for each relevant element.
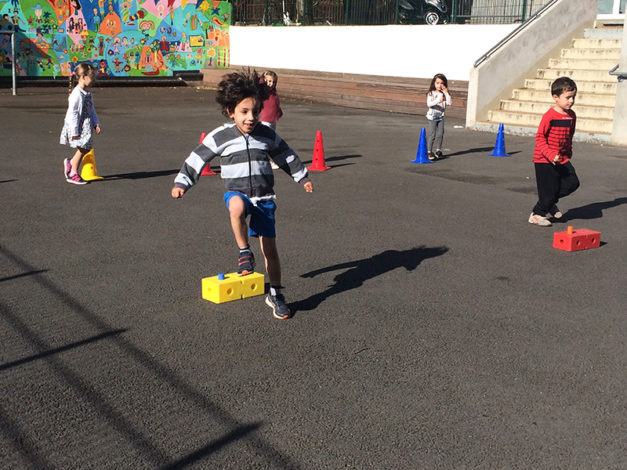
[230,24,517,81]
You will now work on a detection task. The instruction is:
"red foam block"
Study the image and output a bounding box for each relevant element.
[553,228,601,252]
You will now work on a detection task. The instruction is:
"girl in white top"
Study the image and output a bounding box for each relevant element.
[60,63,100,185]
[426,73,452,161]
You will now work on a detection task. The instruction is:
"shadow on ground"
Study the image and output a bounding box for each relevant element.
[291,245,448,314]
[302,154,361,169]
[103,169,181,180]
[564,197,627,221]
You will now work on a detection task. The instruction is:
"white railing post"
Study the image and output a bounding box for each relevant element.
[610,24,627,146]
[1,30,16,95]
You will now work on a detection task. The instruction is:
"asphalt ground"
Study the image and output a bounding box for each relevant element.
[1,86,626,469]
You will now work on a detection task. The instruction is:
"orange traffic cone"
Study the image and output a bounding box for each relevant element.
[307,130,331,171]
[199,132,217,175]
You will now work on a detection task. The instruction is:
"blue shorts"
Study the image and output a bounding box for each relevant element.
[223,192,276,238]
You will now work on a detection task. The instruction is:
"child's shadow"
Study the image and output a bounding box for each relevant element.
[291,245,448,314]
[563,197,627,221]
[104,169,180,180]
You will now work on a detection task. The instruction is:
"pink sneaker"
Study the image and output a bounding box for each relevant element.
[63,158,71,178]
[66,173,88,185]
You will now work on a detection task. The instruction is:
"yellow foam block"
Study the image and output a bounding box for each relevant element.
[201,272,265,304]
[239,272,265,299]
[202,273,242,303]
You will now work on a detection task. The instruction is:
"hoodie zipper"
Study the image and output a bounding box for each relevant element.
[245,135,252,197]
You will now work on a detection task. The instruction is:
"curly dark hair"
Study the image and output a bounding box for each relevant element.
[216,68,268,117]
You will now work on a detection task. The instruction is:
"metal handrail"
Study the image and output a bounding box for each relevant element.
[609,64,626,82]
[473,0,558,68]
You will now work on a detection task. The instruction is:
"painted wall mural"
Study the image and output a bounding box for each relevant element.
[0,0,230,77]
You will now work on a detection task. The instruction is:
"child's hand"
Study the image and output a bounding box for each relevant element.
[171,187,185,198]
[95,125,101,135]
[303,181,313,193]
[552,154,561,164]
[441,85,448,94]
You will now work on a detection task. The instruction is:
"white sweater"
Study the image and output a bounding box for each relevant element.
[426,91,452,121]
[63,86,99,136]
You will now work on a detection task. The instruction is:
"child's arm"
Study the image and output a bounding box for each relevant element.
[90,94,100,133]
[426,92,440,108]
[268,133,312,191]
[171,134,219,198]
[442,86,452,105]
[275,92,283,120]
[67,91,82,138]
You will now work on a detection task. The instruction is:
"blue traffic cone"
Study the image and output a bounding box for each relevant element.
[410,128,433,164]
[489,123,510,157]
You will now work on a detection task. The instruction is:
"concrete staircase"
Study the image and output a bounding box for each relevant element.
[484,25,622,141]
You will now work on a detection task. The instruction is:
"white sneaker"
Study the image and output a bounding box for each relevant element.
[528,212,552,227]
[549,205,563,219]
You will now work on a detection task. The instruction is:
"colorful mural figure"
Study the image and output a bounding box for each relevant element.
[0,0,230,77]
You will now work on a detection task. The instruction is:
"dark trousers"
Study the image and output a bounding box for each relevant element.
[533,161,580,215]
[427,118,445,153]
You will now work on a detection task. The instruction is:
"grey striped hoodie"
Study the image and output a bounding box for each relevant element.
[174,123,310,203]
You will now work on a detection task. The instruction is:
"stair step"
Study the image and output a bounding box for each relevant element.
[536,68,619,81]
[572,38,622,49]
[482,26,621,142]
[487,110,613,134]
[584,27,624,39]
[524,78,617,94]
[561,48,621,60]
[548,58,618,69]
[500,100,614,120]
[512,89,616,107]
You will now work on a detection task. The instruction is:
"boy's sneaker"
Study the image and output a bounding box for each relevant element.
[266,293,291,320]
[237,250,255,276]
[63,158,71,178]
[548,205,563,219]
[435,150,444,160]
[66,173,88,185]
[427,152,436,161]
[528,212,551,227]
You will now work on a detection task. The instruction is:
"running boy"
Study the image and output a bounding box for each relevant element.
[171,70,313,319]
[528,76,580,227]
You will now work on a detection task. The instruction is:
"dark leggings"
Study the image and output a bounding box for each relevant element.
[533,161,580,215]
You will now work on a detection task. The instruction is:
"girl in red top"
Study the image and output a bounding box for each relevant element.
[259,70,283,130]
[529,77,580,227]
[260,71,283,168]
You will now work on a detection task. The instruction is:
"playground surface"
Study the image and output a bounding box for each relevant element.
[1,86,626,468]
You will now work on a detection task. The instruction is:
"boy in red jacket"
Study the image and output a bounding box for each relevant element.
[528,77,580,227]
